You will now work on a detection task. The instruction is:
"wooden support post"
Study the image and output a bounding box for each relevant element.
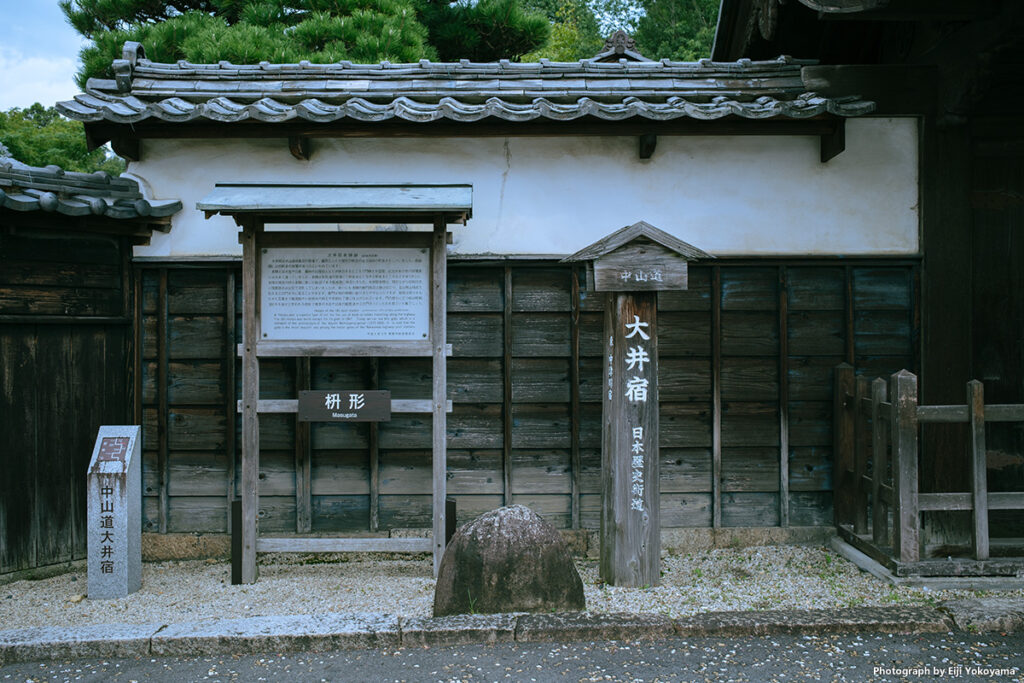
[891,370,919,563]
[225,271,237,532]
[240,226,260,583]
[833,363,855,528]
[711,267,722,529]
[295,357,312,533]
[778,266,790,527]
[871,377,888,547]
[853,375,870,535]
[502,265,513,506]
[431,218,448,577]
[368,357,380,533]
[600,292,660,587]
[967,380,989,560]
[157,268,169,534]
[570,268,582,530]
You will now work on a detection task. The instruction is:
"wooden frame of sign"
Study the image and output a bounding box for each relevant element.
[564,221,711,587]
[198,183,472,583]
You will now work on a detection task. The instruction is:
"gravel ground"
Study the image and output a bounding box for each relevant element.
[2,546,1022,629]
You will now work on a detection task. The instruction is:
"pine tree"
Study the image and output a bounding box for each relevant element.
[633,0,718,61]
[62,0,551,86]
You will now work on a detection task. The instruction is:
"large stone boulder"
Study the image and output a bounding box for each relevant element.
[433,505,585,617]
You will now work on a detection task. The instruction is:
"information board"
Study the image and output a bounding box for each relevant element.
[261,247,430,341]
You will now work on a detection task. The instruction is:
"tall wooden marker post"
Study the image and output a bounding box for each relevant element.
[565,221,711,587]
[198,183,471,584]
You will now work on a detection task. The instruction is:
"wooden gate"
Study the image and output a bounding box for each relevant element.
[0,228,132,576]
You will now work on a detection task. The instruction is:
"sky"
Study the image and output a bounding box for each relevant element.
[0,0,87,110]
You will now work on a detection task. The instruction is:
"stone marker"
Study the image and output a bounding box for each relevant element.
[87,426,142,599]
[433,505,585,617]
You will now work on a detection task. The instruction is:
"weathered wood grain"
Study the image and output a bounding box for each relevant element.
[512,268,572,311]
[788,492,833,527]
[790,446,833,491]
[448,313,503,356]
[447,267,503,312]
[720,268,779,310]
[309,450,371,495]
[721,312,779,356]
[789,357,840,401]
[788,311,845,356]
[168,270,228,314]
[511,313,571,356]
[852,268,912,310]
[788,401,832,447]
[659,448,713,493]
[721,492,780,527]
[511,403,571,449]
[720,402,779,447]
[720,358,778,401]
[657,267,711,311]
[510,450,572,494]
[658,359,712,401]
[721,448,780,492]
[510,357,569,403]
[312,495,371,532]
[890,370,919,563]
[967,380,989,560]
[787,268,845,310]
[659,493,713,527]
[854,311,913,356]
[656,312,712,356]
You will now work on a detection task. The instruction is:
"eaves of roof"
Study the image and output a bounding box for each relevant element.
[56,45,875,128]
[0,159,181,221]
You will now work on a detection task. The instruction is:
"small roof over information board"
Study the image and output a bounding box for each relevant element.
[197,183,472,223]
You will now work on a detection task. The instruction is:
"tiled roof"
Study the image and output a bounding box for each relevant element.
[57,44,874,126]
[0,159,181,219]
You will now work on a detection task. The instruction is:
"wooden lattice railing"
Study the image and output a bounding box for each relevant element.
[833,364,1024,576]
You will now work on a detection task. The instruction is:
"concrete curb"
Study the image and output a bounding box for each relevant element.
[0,604,1003,666]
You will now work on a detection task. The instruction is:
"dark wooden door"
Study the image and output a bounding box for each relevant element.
[0,227,131,575]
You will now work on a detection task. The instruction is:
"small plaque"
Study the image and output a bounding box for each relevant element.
[298,390,391,422]
[98,437,131,462]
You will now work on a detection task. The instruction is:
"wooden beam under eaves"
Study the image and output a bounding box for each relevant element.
[820,119,845,163]
[638,134,657,159]
[112,135,140,162]
[289,136,311,161]
[814,0,995,21]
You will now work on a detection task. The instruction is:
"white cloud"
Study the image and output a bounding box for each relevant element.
[0,47,81,110]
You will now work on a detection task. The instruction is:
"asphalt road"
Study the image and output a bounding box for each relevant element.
[3,632,1023,682]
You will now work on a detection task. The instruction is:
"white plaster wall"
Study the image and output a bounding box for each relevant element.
[129,117,919,258]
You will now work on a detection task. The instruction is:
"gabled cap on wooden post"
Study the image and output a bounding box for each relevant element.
[562,220,712,291]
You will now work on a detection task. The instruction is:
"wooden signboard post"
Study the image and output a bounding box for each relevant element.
[565,221,711,587]
[198,183,471,584]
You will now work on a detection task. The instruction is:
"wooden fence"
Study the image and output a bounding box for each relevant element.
[833,364,1024,576]
[130,260,917,539]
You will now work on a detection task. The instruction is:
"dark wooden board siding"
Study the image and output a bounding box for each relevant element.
[1,229,130,574]
[126,261,918,543]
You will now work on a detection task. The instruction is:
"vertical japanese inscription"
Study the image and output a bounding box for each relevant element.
[261,247,430,341]
[601,292,660,587]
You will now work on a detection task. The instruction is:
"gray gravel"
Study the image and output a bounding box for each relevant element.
[3,546,1022,630]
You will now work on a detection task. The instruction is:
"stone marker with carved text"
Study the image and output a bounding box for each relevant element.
[87,425,142,599]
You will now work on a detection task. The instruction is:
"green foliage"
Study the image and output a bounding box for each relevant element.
[521,0,602,61]
[0,104,125,175]
[64,0,550,85]
[419,0,550,62]
[634,0,718,61]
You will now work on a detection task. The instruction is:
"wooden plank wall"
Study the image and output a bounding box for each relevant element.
[970,122,1024,539]
[0,227,130,574]
[135,260,917,535]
